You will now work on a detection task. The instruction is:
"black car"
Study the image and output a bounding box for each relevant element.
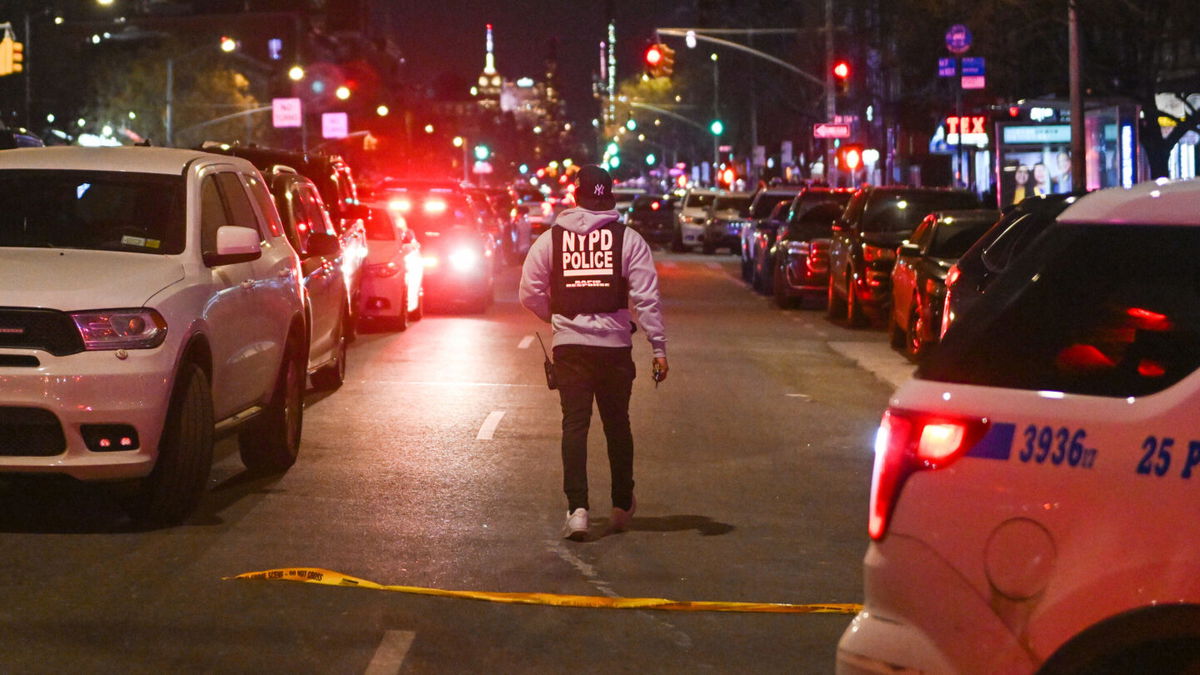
[941,193,1083,338]
[770,188,855,308]
[827,186,979,327]
[623,194,676,245]
[740,186,804,284]
[888,209,998,360]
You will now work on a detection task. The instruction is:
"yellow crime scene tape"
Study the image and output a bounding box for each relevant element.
[227,568,862,615]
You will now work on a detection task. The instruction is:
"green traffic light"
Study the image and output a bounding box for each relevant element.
[710,120,724,136]
[645,153,657,166]
[474,145,490,161]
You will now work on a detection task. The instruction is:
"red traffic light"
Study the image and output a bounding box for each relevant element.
[837,144,864,172]
[833,61,850,79]
[645,45,663,67]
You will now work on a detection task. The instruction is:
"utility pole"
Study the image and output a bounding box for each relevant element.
[1068,0,1085,191]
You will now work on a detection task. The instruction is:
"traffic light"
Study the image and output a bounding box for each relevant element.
[719,167,736,187]
[474,144,491,161]
[709,119,724,136]
[644,44,663,76]
[0,37,14,77]
[836,144,864,172]
[644,43,675,78]
[833,60,850,95]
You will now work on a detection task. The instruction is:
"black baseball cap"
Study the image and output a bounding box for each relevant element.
[575,165,616,211]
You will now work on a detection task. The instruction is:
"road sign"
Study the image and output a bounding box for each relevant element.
[321,112,348,139]
[937,58,956,78]
[961,57,985,76]
[961,75,986,90]
[272,98,302,128]
[945,24,972,55]
[813,123,851,139]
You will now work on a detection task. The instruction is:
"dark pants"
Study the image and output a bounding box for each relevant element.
[553,345,636,513]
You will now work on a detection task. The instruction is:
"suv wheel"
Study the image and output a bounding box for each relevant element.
[773,265,796,309]
[670,227,686,253]
[312,312,349,390]
[127,363,214,526]
[239,342,304,473]
[408,289,424,322]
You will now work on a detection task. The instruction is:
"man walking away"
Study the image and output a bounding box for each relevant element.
[519,165,668,541]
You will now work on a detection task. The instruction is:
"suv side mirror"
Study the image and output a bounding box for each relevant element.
[203,225,262,266]
[305,231,341,258]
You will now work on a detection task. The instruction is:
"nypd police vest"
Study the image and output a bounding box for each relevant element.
[550,222,628,317]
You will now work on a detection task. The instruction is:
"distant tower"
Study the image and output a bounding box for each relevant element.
[475,23,502,109]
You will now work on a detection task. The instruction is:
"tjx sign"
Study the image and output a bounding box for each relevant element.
[944,115,989,147]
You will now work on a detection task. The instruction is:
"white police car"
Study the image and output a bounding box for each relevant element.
[837,179,1200,674]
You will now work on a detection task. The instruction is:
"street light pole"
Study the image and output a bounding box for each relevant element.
[711,52,719,178]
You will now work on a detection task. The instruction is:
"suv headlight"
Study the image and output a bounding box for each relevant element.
[71,308,167,350]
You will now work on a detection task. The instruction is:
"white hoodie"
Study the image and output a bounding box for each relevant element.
[520,207,667,358]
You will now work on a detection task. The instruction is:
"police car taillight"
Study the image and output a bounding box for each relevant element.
[868,409,990,540]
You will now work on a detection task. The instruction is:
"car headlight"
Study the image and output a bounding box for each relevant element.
[448,248,480,272]
[70,308,167,350]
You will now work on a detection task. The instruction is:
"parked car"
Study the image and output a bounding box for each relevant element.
[770,188,855,308]
[941,193,1082,338]
[359,204,424,331]
[740,185,805,285]
[888,209,998,361]
[827,185,979,327]
[623,194,676,245]
[406,192,497,312]
[472,186,530,264]
[839,179,1200,674]
[673,187,720,251]
[702,192,753,254]
[0,147,307,524]
[264,166,352,390]
[202,144,369,330]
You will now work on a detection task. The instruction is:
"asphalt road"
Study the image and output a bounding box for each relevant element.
[0,250,914,673]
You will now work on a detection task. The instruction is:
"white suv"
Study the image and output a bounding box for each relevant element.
[838,179,1200,673]
[0,147,308,525]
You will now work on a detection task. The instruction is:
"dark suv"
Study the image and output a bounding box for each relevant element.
[739,185,804,284]
[202,144,369,326]
[827,186,978,326]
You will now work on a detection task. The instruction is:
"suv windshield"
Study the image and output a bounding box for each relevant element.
[712,196,752,215]
[921,224,1200,397]
[861,192,978,232]
[751,192,797,218]
[0,170,186,254]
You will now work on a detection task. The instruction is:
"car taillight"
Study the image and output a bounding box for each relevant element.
[868,408,990,541]
[862,244,896,263]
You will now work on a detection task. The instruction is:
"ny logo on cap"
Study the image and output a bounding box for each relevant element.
[594,185,605,196]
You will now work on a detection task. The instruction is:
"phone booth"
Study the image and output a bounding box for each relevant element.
[993,100,1141,208]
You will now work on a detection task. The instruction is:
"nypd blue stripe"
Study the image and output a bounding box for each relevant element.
[967,423,1015,460]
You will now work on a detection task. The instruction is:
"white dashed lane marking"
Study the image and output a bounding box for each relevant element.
[476,410,507,440]
[363,630,415,675]
[518,335,534,349]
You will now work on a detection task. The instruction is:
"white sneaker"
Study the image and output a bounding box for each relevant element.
[564,508,589,540]
[610,496,636,533]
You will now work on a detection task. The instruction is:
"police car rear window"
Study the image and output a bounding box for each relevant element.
[920,224,1200,397]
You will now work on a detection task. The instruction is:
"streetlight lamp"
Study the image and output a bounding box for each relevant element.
[453,136,468,182]
[166,37,237,147]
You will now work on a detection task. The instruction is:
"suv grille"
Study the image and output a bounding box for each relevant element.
[0,407,66,457]
[0,308,84,356]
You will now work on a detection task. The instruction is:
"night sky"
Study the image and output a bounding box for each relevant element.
[376,1,693,124]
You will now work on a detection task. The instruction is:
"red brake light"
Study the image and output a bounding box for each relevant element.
[650,201,661,211]
[868,409,990,541]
